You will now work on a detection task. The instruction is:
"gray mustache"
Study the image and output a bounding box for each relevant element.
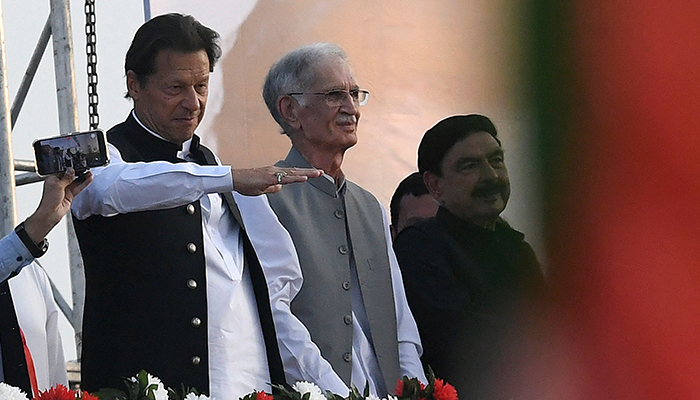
[337,114,357,124]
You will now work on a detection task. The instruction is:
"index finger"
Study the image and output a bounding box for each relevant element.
[286,167,324,178]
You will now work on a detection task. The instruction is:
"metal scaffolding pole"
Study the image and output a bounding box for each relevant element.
[11,17,51,129]
[49,0,85,357]
[0,0,17,236]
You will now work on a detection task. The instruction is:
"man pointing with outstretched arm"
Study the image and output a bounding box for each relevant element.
[71,13,319,399]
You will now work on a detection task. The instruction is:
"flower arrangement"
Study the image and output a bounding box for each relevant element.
[0,368,456,400]
[243,367,457,400]
[393,368,458,400]
[33,385,99,400]
[0,371,208,400]
[91,371,207,400]
[0,382,98,400]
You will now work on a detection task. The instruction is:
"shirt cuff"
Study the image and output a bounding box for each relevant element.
[207,166,234,193]
[1,231,34,281]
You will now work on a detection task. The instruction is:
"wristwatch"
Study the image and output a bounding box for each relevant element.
[15,221,49,258]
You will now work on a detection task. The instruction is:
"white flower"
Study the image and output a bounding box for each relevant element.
[0,383,29,400]
[292,381,326,400]
[366,395,381,400]
[184,393,211,400]
[145,373,169,400]
[130,373,169,400]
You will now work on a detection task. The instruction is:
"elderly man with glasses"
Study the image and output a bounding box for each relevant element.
[240,43,426,397]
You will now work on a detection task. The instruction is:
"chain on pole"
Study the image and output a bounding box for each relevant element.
[85,0,99,130]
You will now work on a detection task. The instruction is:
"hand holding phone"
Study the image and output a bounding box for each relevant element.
[33,130,109,176]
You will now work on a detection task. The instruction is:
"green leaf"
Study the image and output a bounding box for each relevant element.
[93,388,128,400]
[271,384,302,400]
[138,370,150,388]
[324,390,344,400]
[167,387,182,400]
[348,383,363,400]
[425,366,436,384]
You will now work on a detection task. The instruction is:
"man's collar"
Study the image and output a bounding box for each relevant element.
[284,146,311,168]
[128,110,202,163]
[436,206,524,241]
[131,110,189,151]
[178,137,194,160]
[284,146,346,196]
[322,174,346,192]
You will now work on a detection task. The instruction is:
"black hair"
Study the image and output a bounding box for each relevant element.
[417,114,500,176]
[124,13,221,94]
[390,172,431,228]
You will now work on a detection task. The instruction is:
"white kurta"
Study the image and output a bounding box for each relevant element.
[10,264,68,393]
[71,116,272,398]
[236,192,427,396]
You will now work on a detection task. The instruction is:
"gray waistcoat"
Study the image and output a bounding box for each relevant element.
[266,147,400,394]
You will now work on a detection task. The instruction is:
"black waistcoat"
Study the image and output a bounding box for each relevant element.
[73,115,285,393]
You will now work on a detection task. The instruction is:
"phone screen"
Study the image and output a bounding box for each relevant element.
[33,130,109,176]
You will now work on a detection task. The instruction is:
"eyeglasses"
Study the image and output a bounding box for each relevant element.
[288,88,370,107]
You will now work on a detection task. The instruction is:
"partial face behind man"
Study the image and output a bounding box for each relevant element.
[393,193,439,238]
[127,49,210,145]
[390,172,439,238]
[423,119,510,230]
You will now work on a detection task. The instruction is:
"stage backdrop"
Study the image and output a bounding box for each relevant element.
[143,1,700,399]
[148,0,544,262]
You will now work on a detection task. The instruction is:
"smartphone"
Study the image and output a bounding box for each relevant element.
[33,129,109,176]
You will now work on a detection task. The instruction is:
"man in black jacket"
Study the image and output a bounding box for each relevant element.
[393,115,547,399]
[71,14,318,397]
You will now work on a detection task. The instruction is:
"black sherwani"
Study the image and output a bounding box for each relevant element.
[73,114,284,393]
[393,207,547,400]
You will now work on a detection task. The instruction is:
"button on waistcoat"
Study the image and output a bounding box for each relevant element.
[266,148,400,393]
[73,115,209,393]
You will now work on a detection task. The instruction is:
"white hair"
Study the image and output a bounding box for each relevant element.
[262,43,348,135]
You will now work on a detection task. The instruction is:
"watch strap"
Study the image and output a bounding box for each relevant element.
[14,222,48,258]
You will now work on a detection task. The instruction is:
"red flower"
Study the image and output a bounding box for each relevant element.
[77,391,99,400]
[32,385,98,400]
[33,385,76,400]
[432,379,458,400]
[394,379,426,397]
[33,385,74,400]
[395,380,403,396]
[255,391,274,400]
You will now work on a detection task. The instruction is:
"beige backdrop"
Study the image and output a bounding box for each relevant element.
[151,0,543,259]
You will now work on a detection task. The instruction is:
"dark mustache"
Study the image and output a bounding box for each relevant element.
[471,179,507,197]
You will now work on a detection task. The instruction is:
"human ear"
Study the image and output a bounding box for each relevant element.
[423,171,443,203]
[278,96,301,130]
[126,70,141,100]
